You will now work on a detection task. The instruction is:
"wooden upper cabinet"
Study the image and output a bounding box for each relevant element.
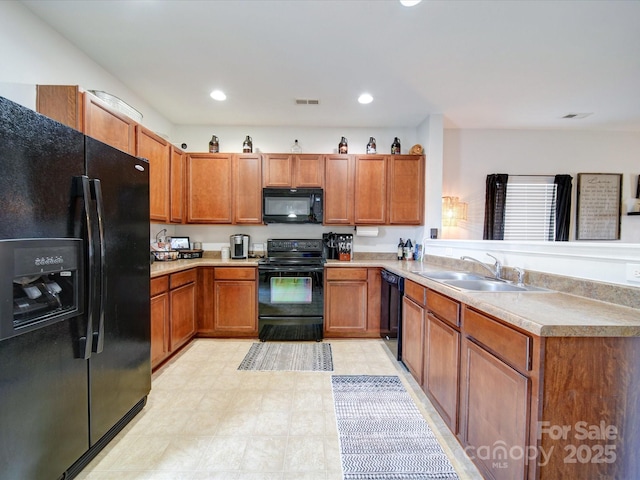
[324,154,354,224]
[262,154,323,188]
[294,154,323,187]
[262,154,293,187]
[137,125,170,222]
[36,85,83,130]
[389,155,425,225]
[354,155,387,225]
[170,145,185,223]
[84,92,136,155]
[233,154,262,224]
[186,153,233,223]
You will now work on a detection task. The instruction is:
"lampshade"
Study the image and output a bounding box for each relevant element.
[442,196,468,227]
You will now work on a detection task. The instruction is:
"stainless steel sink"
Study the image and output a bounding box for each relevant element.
[411,270,551,292]
[412,270,487,281]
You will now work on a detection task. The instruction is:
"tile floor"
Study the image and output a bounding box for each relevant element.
[77,339,482,479]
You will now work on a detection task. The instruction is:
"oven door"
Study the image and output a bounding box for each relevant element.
[258,264,324,341]
[258,264,324,322]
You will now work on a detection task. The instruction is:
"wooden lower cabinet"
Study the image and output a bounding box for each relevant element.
[402,294,425,384]
[425,313,460,431]
[169,270,197,351]
[150,270,197,369]
[150,276,169,368]
[460,336,529,480]
[198,267,257,337]
[324,267,380,337]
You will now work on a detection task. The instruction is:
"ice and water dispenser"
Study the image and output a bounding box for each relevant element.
[0,239,83,341]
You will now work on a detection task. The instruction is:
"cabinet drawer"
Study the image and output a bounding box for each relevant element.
[463,307,532,372]
[215,267,256,280]
[404,279,426,307]
[150,276,169,296]
[325,267,367,281]
[427,290,460,328]
[170,269,197,289]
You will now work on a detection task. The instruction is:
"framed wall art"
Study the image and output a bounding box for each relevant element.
[576,173,622,240]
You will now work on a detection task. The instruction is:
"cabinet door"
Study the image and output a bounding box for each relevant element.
[233,154,262,224]
[170,146,185,223]
[36,85,83,130]
[197,268,215,334]
[460,338,529,480]
[402,296,425,384]
[83,92,136,154]
[187,153,233,223]
[324,154,354,224]
[325,280,368,335]
[354,155,387,224]
[425,313,460,432]
[214,281,257,335]
[150,292,169,368]
[137,126,170,222]
[170,282,196,351]
[294,154,324,187]
[262,154,293,187]
[389,155,424,225]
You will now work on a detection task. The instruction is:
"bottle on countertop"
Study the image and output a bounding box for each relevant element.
[391,137,401,155]
[208,135,219,153]
[404,238,413,261]
[291,139,302,153]
[397,238,404,261]
[366,137,376,154]
[339,136,348,154]
[243,135,253,153]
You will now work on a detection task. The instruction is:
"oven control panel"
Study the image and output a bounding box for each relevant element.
[267,239,323,253]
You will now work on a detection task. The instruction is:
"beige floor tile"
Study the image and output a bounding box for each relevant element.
[283,436,326,472]
[77,338,483,479]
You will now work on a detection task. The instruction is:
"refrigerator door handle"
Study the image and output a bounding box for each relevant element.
[90,178,106,354]
[72,175,94,360]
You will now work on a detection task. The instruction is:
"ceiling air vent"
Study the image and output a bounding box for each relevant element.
[561,113,593,119]
[295,99,320,105]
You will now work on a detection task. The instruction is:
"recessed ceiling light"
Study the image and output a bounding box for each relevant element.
[400,0,422,6]
[210,90,226,101]
[358,93,373,104]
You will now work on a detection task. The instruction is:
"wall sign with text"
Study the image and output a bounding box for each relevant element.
[576,173,622,240]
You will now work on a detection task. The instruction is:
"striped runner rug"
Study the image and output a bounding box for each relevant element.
[332,375,459,480]
[237,342,333,371]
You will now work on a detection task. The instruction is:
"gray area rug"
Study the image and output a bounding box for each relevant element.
[332,375,459,480]
[238,342,333,371]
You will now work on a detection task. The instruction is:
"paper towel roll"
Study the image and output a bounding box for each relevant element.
[355,226,379,237]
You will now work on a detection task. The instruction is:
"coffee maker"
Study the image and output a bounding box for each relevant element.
[230,234,250,259]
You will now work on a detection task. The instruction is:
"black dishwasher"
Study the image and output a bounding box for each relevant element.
[380,269,404,361]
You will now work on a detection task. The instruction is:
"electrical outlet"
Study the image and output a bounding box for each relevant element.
[625,263,640,282]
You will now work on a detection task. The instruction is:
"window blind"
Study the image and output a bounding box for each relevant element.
[503,176,557,241]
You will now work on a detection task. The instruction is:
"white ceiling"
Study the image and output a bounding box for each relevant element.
[22,0,640,130]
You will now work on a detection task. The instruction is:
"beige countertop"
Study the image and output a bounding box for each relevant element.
[151,257,640,338]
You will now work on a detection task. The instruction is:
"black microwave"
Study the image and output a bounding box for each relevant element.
[262,188,323,224]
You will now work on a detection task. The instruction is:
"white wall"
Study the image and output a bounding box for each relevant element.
[442,128,640,242]
[0,1,172,136]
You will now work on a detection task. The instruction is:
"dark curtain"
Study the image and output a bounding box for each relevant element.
[554,174,573,241]
[483,174,508,240]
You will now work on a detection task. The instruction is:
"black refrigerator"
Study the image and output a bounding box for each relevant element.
[0,96,151,479]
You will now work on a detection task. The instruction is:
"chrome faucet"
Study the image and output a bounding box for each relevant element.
[461,253,502,280]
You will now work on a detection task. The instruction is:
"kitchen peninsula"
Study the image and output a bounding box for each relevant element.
[151,255,640,480]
